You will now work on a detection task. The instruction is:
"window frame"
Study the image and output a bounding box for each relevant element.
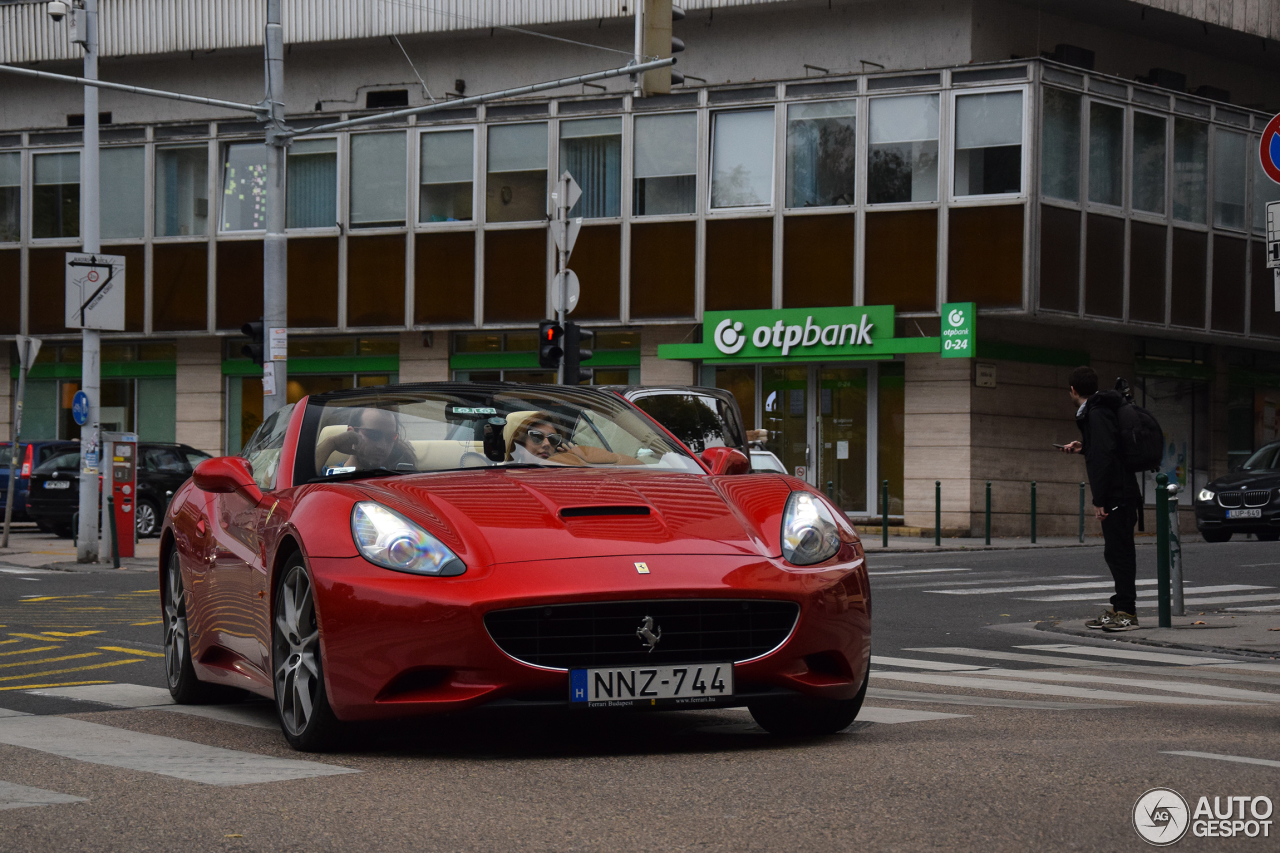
[414,124,478,230]
[707,106,778,214]
[284,133,341,234]
[630,110,700,221]
[29,147,82,244]
[782,97,859,212]
[1128,106,1170,224]
[0,148,23,245]
[864,91,942,211]
[347,129,411,232]
[1083,97,1127,213]
[153,141,211,242]
[483,120,551,227]
[555,115,624,222]
[948,84,1029,204]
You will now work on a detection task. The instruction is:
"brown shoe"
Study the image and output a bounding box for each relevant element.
[1102,612,1140,632]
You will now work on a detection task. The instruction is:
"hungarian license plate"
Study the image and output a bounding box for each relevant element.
[42,481,70,489]
[1227,508,1261,519]
[570,663,734,707]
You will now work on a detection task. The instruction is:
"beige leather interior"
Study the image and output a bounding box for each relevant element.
[315,424,483,472]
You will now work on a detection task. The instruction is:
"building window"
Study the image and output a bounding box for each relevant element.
[1040,88,1080,203]
[868,94,939,205]
[155,145,208,237]
[0,152,19,242]
[710,108,775,208]
[1172,118,1208,224]
[559,117,622,218]
[221,142,267,232]
[101,146,144,240]
[1088,102,1123,207]
[1132,112,1166,215]
[1213,128,1246,231]
[418,129,473,223]
[953,91,1022,197]
[286,138,337,229]
[32,151,79,239]
[350,132,407,228]
[486,123,548,223]
[633,112,696,216]
[1253,136,1280,233]
[785,100,856,208]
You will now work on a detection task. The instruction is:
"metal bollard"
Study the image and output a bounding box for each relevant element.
[1155,473,1172,628]
[1030,481,1037,544]
[881,479,889,548]
[1078,482,1085,544]
[826,480,834,501]
[935,480,941,546]
[985,481,991,546]
[106,495,120,570]
[1168,481,1183,617]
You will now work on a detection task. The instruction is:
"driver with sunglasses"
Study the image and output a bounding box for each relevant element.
[315,407,418,472]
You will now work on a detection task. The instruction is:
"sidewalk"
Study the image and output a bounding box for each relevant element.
[1039,612,1280,658]
[0,525,158,572]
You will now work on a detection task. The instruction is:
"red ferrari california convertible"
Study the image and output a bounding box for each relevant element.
[162,383,870,750]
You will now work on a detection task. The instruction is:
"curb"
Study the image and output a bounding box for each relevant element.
[1034,619,1279,660]
[0,559,152,573]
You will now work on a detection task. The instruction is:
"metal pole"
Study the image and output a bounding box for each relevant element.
[554,173,569,385]
[106,494,119,569]
[1168,481,1183,617]
[77,0,101,563]
[881,479,888,548]
[934,480,941,547]
[2,339,33,548]
[1030,481,1037,544]
[1078,481,1085,543]
[1155,472,1172,628]
[262,0,288,419]
[985,481,991,546]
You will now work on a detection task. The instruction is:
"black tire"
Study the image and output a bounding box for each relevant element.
[1257,532,1279,542]
[164,545,233,704]
[748,658,870,737]
[1201,530,1232,543]
[273,552,342,752]
[135,498,160,538]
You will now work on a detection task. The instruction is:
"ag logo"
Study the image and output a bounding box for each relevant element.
[713,318,746,354]
[1133,788,1190,846]
[948,308,965,327]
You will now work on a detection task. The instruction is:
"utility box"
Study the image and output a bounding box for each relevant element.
[102,432,138,559]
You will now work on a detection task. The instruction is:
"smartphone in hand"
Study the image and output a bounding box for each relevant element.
[1052,443,1067,449]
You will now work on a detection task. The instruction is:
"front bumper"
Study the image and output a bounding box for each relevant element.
[1194,502,1280,535]
[307,548,870,721]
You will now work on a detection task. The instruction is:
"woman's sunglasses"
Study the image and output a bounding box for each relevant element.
[526,429,565,449]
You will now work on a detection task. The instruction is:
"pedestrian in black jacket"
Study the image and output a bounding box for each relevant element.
[1060,366,1142,632]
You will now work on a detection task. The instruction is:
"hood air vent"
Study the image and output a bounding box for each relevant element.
[559,505,651,518]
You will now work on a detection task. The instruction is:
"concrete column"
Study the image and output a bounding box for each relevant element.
[398,331,449,383]
[640,324,698,386]
[175,337,224,456]
[903,352,972,533]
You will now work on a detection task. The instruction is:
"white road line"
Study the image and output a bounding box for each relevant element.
[928,580,1161,595]
[870,655,990,671]
[871,672,1252,706]
[971,669,1280,704]
[1017,644,1229,665]
[865,687,1125,710]
[0,780,87,810]
[856,706,970,724]
[0,716,357,786]
[1226,604,1280,612]
[905,647,1121,668]
[1207,663,1280,675]
[1181,593,1280,606]
[27,683,278,730]
[0,568,55,575]
[868,568,971,576]
[1162,751,1280,770]
[1022,584,1270,602]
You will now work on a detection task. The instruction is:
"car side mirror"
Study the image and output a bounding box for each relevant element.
[701,447,751,476]
[193,457,262,502]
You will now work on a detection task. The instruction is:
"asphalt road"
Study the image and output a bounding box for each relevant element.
[0,534,1277,852]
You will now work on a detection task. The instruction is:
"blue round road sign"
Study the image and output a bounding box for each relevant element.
[1260,113,1280,185]
[71,390,90,426]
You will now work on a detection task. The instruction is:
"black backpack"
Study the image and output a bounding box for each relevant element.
[1114,379,1164,473]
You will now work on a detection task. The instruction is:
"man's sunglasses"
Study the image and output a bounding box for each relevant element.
[526,429,565,449]
[355,427,396,443]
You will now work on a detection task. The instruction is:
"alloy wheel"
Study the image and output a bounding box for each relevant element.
[136,502,157,537]
[163,558,187,689]
[274,564,321,736]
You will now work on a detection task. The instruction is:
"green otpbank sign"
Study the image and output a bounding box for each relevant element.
[657,303,976,363]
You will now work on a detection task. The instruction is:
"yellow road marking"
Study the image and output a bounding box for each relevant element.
[42,630,104,637]
[0,645,60,657]
[0,653,99,669]
[0,639,17,646]
[0,680,112,692]
[98,646,164,658]
[130,620,163,626]
[18,595,95,603]
[8,633,62,642]
[0,659,142,682]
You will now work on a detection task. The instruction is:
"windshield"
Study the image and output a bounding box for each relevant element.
[0,446,11,468]
[35,452,79,475]
[630,393,742,452]
[1241,443,1280,471]
[302,387,706,481]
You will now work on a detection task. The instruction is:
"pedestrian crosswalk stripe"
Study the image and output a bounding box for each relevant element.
[905,647,1123,668]
[870,655,989,671]
[27,683,279,730]
[0,716,357,786]
[872,671,1255,706]
[1017,644,1229,666]
[857,707,970,724]
[1162,751,1280,770]
[928,579,1161,595]
[1025,584,1272,602]
[1208,662,1280,675]
[972,669,1280,704]
[0,780,87,810]
[868,568,971,576]
[865,686,1124,710]
[1180,592,1280,606]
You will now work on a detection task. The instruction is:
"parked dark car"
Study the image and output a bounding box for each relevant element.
[1194,440,1280,542]
[25,442,211,538]
[603,386,748,454]
[0,441,77,525]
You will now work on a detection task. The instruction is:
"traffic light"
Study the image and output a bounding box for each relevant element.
[241,319,265,366]
[640,0,685,97]
[564,322,594,385]
[538,320,564,369]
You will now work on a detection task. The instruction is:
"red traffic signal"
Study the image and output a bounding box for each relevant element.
[538,320,565,369]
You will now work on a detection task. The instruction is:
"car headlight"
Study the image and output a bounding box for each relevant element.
[350,501,465,576]
[780,491,842,566]
[1197,489,1215,502]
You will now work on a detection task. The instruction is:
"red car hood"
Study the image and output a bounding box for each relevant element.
[355,468,794,566]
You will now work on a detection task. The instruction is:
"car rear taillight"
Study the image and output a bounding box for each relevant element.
[20,445,32,479]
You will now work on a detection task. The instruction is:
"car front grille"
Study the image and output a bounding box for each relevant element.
[1244,490,1272,508]
[484,599,800,670]
[1218,492,1242,508]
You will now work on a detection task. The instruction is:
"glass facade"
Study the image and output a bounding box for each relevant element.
[287,138,337,229]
